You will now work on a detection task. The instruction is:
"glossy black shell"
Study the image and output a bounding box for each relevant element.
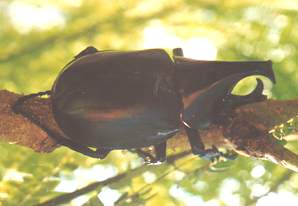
[51,49,182,149]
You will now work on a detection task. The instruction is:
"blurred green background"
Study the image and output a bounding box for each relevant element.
[1,0,298,205]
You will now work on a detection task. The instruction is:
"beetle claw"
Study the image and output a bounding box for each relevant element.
[221,150,238,160]
[197,147,238,162]
[197,145,222,161]
[132,142,167,165]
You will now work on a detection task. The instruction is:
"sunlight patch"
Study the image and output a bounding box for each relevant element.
[251,164,266,178]
[143,22,217,60]
[257,191,298,206]
[143,171,157,183]
[251,183,269,197]
[55,164,118,193]
[219,178,242,206]
[182,38,217,60]
[8,1,65,33]
[169,184,204,205]
[3,169,32,182]
[61,0,82,7]
[143,22,181,49]
[98,187,122,206]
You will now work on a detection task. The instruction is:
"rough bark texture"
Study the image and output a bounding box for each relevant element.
[0,90,297,171]
[0,90,58,152]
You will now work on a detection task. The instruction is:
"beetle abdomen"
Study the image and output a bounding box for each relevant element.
[52,49,182,149]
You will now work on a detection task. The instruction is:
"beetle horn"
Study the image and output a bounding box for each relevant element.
[174,59,275,98]
[256,60,275,83]
[182,71,267,129]
[221,78,267,110]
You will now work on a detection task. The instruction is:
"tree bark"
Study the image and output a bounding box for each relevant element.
[0,90,297,172]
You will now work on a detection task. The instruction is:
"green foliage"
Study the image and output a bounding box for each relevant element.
[83,196,104,206]
[271,116,298,140]
[1,0,298,205]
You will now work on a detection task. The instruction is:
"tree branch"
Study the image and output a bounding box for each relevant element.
[0,90,58,152]
[36,151,191,206]
[0,90,297,172]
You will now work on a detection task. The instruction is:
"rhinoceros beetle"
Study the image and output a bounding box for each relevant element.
[13,46,275,164]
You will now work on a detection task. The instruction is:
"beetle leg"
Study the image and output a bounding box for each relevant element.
[74,46,98,59]
[153,142,167,164]
[36,130,111,159]
[184,125,221,161]
[184,125,238,161]
[56,138,110,159]
[95,148,111,159]
[184,125,204,152]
